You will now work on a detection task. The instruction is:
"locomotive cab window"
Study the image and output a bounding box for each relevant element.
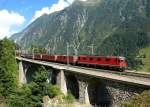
[118,60,124,63]
[120,60,124,62]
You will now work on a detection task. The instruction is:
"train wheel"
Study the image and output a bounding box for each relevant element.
[118,68,124,72]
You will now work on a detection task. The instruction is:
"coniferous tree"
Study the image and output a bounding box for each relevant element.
[0,38,18,97]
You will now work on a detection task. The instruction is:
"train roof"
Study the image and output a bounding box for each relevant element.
[79,55,126,59]
[38,54,126,60]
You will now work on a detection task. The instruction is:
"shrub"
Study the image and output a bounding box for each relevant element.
[49,85,62,98]
[120,90,150,107]
[63,92,75,103]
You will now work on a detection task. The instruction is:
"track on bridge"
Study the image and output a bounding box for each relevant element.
[18,57,150,79]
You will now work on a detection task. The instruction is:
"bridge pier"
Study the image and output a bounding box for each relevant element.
[18,61,28,85]
[77,78,90,104]
[56,69,67,95]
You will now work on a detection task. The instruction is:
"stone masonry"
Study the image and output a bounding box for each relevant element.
[104,80,147,107]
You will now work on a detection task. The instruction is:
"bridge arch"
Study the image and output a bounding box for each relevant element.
[88,78,112,107]
[25,65,37,83]
[25,64,46,83]
[65,74,79,99]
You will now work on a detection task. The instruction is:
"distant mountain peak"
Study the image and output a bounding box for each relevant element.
[10,0,150,69]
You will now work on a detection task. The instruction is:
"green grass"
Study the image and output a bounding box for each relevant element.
[138,45,150,72]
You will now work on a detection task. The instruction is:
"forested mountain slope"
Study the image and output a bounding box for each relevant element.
[11,0,150,70]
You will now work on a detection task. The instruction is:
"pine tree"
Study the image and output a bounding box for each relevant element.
[0,38,18,97]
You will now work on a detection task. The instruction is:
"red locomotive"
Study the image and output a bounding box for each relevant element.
[78,55,127,71]
[18,53,127,71]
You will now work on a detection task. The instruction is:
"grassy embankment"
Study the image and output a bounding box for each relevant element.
[138,45,150,73]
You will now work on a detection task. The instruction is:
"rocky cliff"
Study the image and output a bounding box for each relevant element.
[11,0,150,69]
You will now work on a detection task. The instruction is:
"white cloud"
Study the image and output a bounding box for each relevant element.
[0,9,25,39]
[49,0,69,13]
[31,0,87,22]
[30,7,51,22]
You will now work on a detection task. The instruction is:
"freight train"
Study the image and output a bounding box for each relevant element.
[17,53,127,71]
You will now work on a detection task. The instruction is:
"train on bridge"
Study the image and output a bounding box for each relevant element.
[17,53,127,71]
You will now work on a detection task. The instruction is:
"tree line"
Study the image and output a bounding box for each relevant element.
[0,39,75,107]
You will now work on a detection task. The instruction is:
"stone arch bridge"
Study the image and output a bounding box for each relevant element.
[16,57,150,107]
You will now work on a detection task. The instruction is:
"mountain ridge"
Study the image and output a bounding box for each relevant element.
[11,0,150,70]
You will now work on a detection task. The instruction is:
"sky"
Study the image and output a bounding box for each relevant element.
[0,0,87,39]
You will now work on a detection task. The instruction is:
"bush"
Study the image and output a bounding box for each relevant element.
[63,92,75,103]
[3,66,62,107]
[120,90,150,107]
[5,85,33,107]
[49,85,62,98]
[0,39,63,107]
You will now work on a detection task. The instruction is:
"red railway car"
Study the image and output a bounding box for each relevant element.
[56,55,78,64]
[20,53,127,71]
[78,55,127,71]
[34,54,42,60]
[42,54,57,62]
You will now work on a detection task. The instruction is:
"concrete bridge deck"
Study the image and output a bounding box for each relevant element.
[16,57,150,87]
